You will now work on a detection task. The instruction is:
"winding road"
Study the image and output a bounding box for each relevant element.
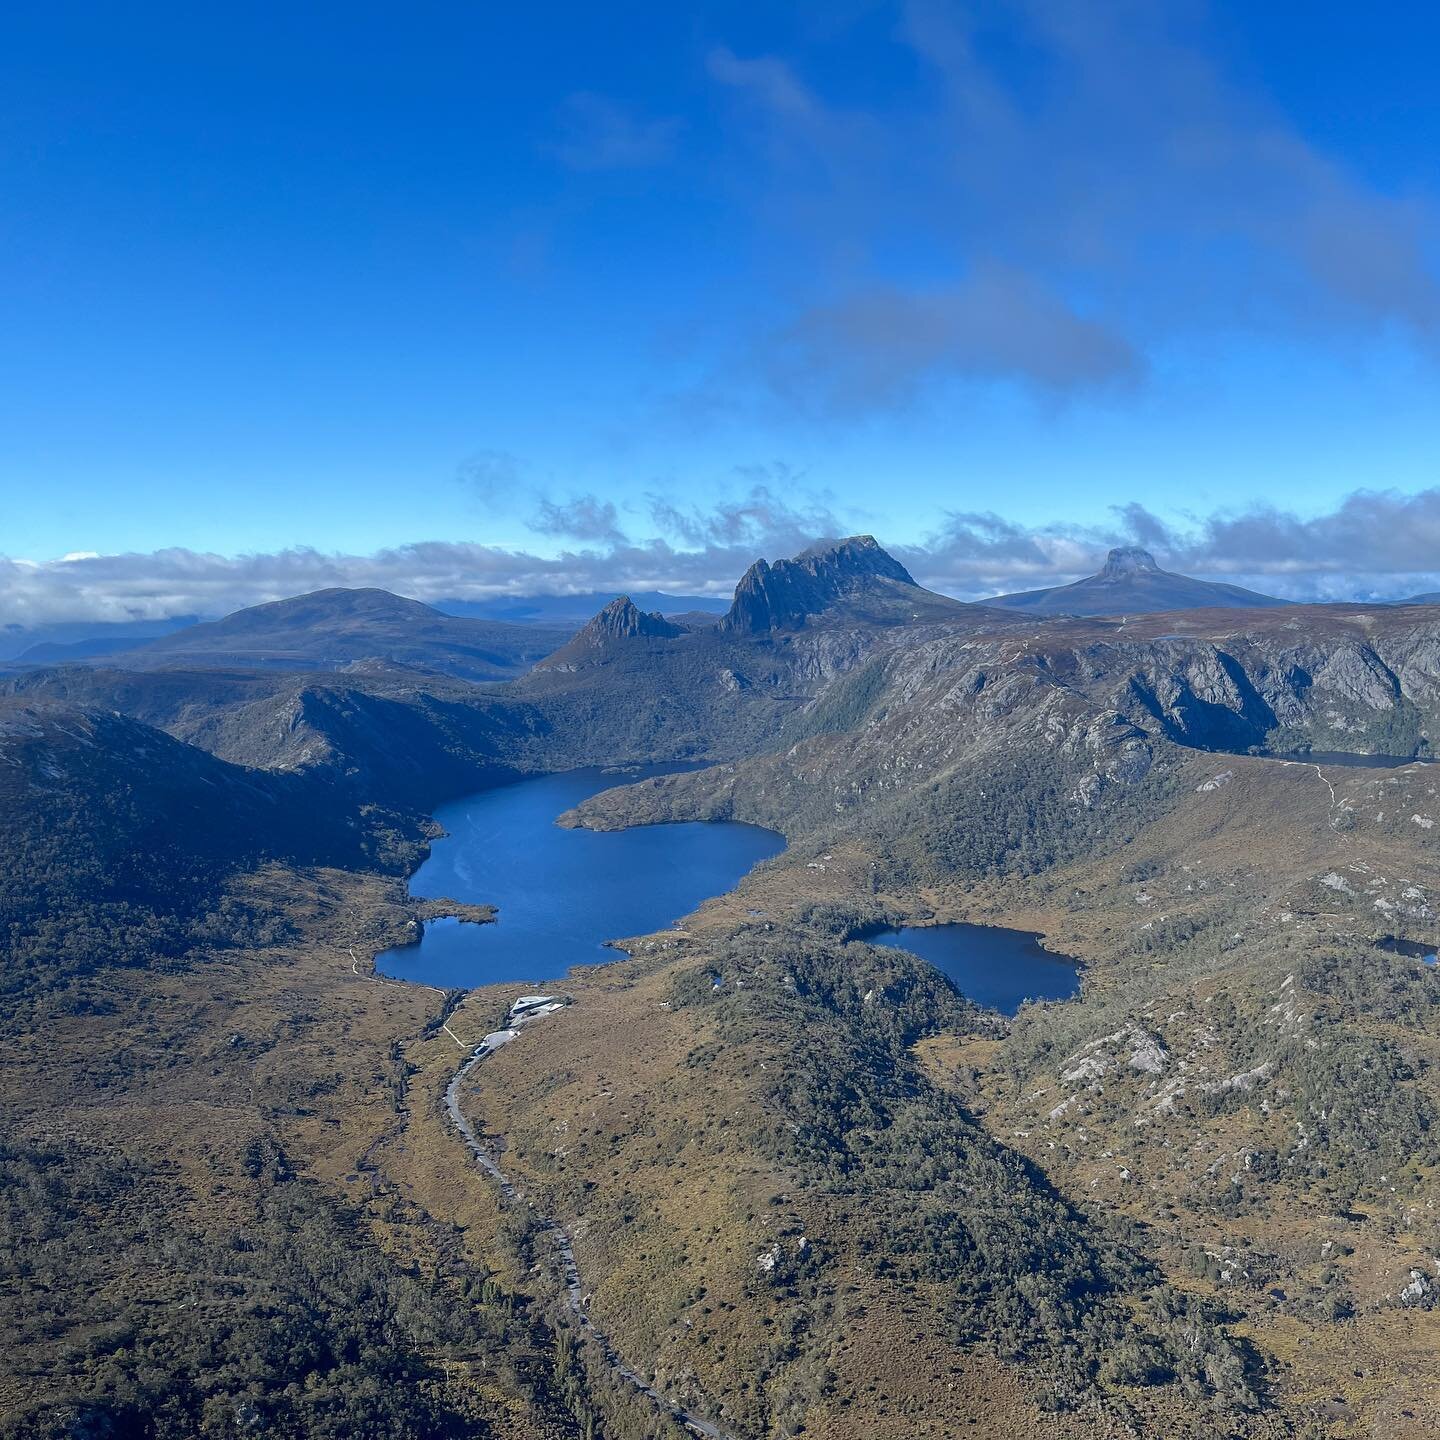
[442,1024,735,1440]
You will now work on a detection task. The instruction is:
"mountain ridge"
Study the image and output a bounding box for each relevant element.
[100,586,568,682]
[719,534,968,633]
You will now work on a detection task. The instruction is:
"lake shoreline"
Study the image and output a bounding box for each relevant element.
[376,763,784,989]
[854,919,1084,1016]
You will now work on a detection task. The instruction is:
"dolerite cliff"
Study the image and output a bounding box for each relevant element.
[535,597,688,674]
[563,603,1440,847]
[574,596,687,644]
[18,541,1440,844]
[718,535,966,632]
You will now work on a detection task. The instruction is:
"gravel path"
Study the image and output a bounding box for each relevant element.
[443,1020,735,1440]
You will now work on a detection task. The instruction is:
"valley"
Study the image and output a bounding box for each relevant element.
[5,538,1440,1438]
[13,9,1440,1436]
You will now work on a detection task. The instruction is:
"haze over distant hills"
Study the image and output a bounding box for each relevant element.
[1,616,199,663]
[0,589,728,667]
[5,538,971,685]
[436,590,728,627]
[985,546,1291,616]
[104,587,568,682]
[13,547,1440,671]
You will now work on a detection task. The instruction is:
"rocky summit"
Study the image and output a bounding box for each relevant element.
[573,595,686,644]
[718,534,964,632]
[988,545,1289,616]
[1098,545,1162,578]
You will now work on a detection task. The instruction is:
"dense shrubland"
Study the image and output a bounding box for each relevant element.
[0,705,424,1005]
[870,750,1180,889]
[670,929,1262,1418]
[0,1139,531,1440]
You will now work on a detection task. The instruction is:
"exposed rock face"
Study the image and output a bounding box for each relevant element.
[573,596,685,645]
[718,535,926,634]
[532,596,690,676]
[1098,546,1161,579]
[568,604,1440,846]
[15,544,1440,832]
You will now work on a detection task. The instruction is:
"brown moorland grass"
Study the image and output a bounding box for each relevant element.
[471,746,1440,1436]
[0,864,588,1437]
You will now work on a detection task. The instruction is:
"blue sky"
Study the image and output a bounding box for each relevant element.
[3,0,1440,619]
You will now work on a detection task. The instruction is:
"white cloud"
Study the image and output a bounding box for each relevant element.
[691,0,1440,415]
[6,487,1440,627]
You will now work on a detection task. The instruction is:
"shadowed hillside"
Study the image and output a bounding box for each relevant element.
[0,699,427,999]
[106,586,569,682]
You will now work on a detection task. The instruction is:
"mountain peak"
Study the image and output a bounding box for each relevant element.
[796,535,917,583]
[203,587,445,630]
[719,536,931,634]
[987,547,1288,616]
[533,595,687,671]
[579,596,685,644]
[1099,547,1160,579]
[792,534,911,575]
[117,585,566,682]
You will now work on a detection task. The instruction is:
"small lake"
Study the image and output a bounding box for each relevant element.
[377,765,784,987]
[867,923,1082,1015]
[1267,751,1433,770]
[1376,936,1439,965]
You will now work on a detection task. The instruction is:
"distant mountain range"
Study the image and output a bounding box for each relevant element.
[1,616,200,663]
[435,590,727,627]
[100,587,568,682]
[0,590,728,667]
[12,550,1440,669]
[538,535,974,673]
[984,547,1291,615]
[0,538,1328,692]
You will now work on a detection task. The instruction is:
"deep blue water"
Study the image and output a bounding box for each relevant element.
[377,766,784,987]
[868,923,1081,1015]
[1376,936,1439,965]
[1267,751,1433,769]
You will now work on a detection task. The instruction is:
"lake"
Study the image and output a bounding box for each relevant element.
[1266,751,1433,770]
[867,923,1082,1015]
[377,765,785,987]
[1376,936,1439,965]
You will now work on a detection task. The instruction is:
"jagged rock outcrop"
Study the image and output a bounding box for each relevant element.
[567,602,1440,849]
[534,596,688,674]
[572,596,685,645]
[718,535,963,633]
[1099,546,1159,579]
